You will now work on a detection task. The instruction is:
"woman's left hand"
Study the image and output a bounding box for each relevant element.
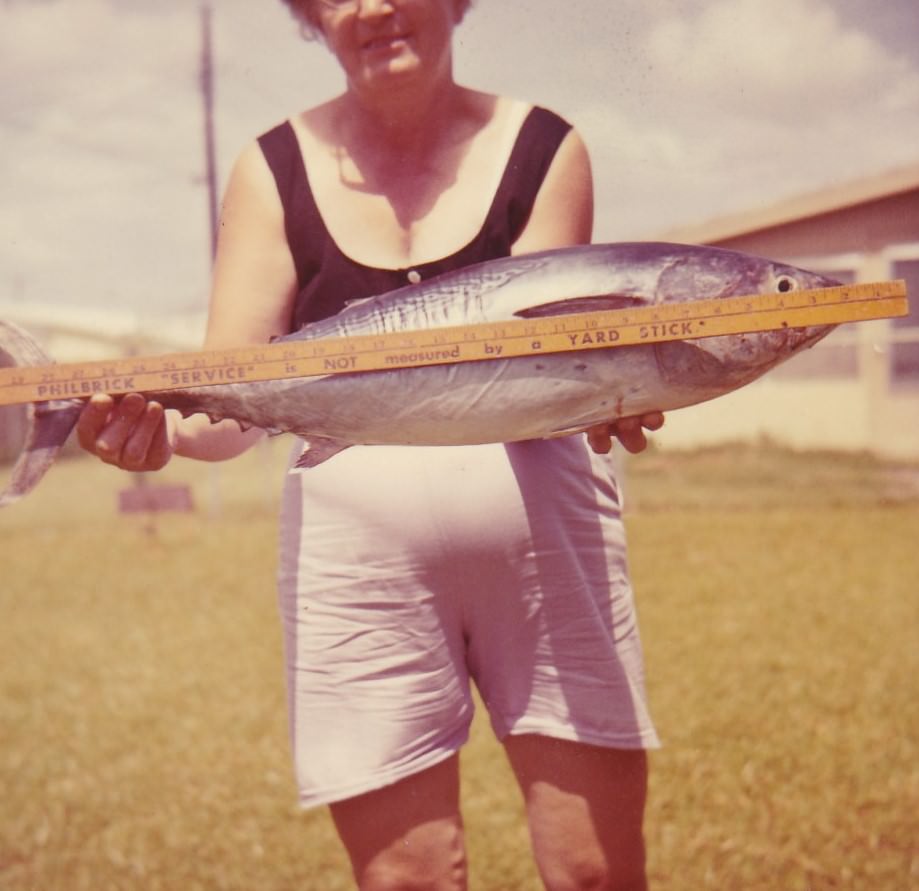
[586,412,665,455]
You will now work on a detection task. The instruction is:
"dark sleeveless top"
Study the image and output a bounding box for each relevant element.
[258,106,572,330]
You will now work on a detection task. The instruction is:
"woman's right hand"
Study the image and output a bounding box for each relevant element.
[76,393,176,472]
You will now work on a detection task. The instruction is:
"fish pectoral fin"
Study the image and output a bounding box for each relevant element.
[653,340,725,384]
[514,294,646,319]
[294,436,351,469]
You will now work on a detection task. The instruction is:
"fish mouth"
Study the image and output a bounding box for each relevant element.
[788,322,834,349]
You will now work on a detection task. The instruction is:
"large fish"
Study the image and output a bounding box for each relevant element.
[0,242,837,507]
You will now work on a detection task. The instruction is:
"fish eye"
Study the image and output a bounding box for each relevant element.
[775,275,797,293]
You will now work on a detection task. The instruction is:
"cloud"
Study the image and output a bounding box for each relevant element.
[583,0,919,237]
[644,0,919,126]
[0,1,212,310]
[1,0,917,311]
[0,0,348,312]
[648,0,877,109]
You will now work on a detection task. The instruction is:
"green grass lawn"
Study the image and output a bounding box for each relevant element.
[1,442,917,890]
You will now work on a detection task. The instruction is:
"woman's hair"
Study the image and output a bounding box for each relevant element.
[280,1,473,40]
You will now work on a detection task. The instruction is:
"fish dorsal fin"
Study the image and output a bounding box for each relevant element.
[514,294,646,319]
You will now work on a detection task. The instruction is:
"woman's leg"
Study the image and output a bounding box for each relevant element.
[329,754,467,891]
[504,734,649,891]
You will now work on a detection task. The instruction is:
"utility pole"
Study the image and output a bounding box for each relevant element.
[199,1,224,518]
[200,0,219,261]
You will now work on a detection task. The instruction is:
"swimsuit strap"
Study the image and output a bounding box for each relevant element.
[484,105,572,245]
[257,122,324,288]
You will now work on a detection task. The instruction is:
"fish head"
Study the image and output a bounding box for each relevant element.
[651,246,840,391]
[503,243,839,392]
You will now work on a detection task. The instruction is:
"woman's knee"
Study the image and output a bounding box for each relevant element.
[356,819,467,891]
[329,755,468,891]
[540,850,647,891]
[504,736,649,891]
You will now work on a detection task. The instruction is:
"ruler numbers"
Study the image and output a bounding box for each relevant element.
[0,280,908,406]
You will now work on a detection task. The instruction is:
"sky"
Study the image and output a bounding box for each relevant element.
[1,0,918,318]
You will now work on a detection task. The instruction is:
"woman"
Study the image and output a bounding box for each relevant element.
[78,1,664,888]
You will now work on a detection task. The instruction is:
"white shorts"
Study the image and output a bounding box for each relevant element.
[276,438,659,808]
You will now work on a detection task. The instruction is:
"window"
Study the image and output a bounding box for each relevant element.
[891,258,919,384]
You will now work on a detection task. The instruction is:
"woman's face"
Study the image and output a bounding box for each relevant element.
[314,0,461,93]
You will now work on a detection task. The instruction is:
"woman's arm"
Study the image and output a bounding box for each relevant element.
[509,125,664,454]
[510,127,595,255]
[77,141,300,471]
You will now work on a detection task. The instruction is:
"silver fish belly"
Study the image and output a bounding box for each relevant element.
[0,242,837,505]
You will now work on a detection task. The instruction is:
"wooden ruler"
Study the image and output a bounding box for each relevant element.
[0,280,908,407]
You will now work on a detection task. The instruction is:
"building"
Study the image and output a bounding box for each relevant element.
[654,163,919,458]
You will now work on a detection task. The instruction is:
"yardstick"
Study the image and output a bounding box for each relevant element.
[0,280,908,408]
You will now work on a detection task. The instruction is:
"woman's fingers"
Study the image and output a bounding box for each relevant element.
[76,394,116,454]
[585,423,615,455]
[586,411,665,455]
[75,393,173,471]
[120,400,170,471]
[92,393,145,464]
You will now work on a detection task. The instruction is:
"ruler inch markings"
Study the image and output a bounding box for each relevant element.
[0,280,908,407]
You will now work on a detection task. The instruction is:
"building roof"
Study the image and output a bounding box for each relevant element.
[0,301,206,357]
[657,161,919,245]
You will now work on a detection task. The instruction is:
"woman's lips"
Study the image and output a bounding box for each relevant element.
[361,33,410,52]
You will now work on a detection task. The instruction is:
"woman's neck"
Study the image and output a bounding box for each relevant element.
[340,62,464,154]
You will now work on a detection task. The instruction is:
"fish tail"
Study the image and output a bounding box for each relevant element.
[0,321,82,508]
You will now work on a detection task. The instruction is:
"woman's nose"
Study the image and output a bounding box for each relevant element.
[355,0,394,17]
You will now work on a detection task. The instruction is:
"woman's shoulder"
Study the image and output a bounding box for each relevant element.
[469,90,573,128]
[291,97,340,141]
[232,98,338,167]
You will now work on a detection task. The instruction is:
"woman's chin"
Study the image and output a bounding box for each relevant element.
[356,52,423,88]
